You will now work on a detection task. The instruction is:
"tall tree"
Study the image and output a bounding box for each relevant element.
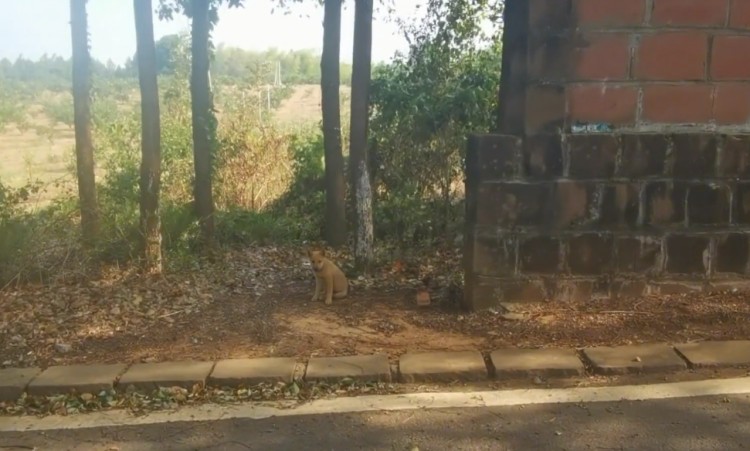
[69,0,98,244]
[349,0,374,272]
[133,0,163,273]
[321,0,347,247]
[190,0,216,247]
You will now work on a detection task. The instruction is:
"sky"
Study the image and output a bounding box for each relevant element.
[0,0,424,66]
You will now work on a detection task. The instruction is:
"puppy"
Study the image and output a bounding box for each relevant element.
[308,249,348,305]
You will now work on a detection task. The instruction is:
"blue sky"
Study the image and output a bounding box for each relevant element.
[0,0,423,65]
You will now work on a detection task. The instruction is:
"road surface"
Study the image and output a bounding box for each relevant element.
[2,393,750,450]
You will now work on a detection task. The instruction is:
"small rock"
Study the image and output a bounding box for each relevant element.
[633,356,642,362]
[54,343,72,354]
[532,376,544,385]
[80,393,94,402]
[110,306,121,315]
[142,356,158,363]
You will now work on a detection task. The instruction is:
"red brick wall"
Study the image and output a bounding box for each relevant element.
[525,0,750,133]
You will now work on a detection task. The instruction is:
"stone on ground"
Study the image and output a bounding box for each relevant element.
[209,358,297,386]
[675,340,750,368]
[399,351,488,383]
[0,367,41,401]
[118,361,214,391]
[490,348,584,378]
[583,343,686,375]
[305,354,391,382]
[27,364,127,396]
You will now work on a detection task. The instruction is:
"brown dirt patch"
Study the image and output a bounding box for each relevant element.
[2,246,750,369]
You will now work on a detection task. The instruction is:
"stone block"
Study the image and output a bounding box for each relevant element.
[672,134,718,178]
[719,135,750,178]
[469,134,522,181]
[305,354,391,382]
[399,351,488,383]
[0,367,41,401]
[553,181,595,228]
[472,230,517,277]
[716,234,750,274]
[675,341,750,368]
[665,234,710,275]
[209,358,297,387]
[566,134,619,179]
[687,184,731,225]
[735,183,750,224]
[118,361,214,391]
[583,343,687,375]
[619,134,667,177]
[500,279,548,302]
[525,85,566,133]
[616,236,663,274]
[523,134,564,178]
[519,236,561,274]
[28,364,126,396]
[476,182,552,227]
[567,233,614,275]
[490,348,585,378]
[599,183,641,228]
[645,182,687,226]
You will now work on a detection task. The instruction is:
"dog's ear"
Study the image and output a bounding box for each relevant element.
[318,248,326,257]
[307,248,314,258]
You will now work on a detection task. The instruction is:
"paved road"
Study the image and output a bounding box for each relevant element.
[2,394,750,451]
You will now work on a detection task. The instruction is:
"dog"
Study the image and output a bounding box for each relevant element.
[308,248,348,305]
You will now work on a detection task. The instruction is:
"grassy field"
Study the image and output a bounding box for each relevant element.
[0,84,351,207]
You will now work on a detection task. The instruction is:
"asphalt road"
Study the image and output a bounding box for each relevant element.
[2,393,749,451]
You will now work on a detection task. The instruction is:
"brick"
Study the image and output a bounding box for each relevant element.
[473,230,517,276]
[574,0,645,27]
[567,134,619,178]
[118,361,214,391]
[619,134,668,177]
[617,236,663,273]
[583,343,687,375]
[567,84,638,125]
[526,85,566,133]
[642,85,713,124]
[645,182,687,226]
[209,358,297,387]
[600,183,641,228]
[729,0,750,29]
[720,135,750,177]
[490,348,585,379]
[519,236,561,274]
[687,184,731,225]
[636,32,708,81]
[469,134,522,181]
[523,134,564,178]
[528,35,572,81]
[735,183,750,224]
[716,234,750,273]
[573,33,631,80]
[0,367,40,401]
[553,181,594,228]
[28,364,126,396]
[306,355,391,382]
[713,83,750,125]
[399,351,488,383]
[672,134,718,178]
[529,0,573,32]
[567,233,614,275]
[711,36,750,80]
[665,235,710,275]
[675,340,750,368]
[652,0,729,26]
[476,183,552,227]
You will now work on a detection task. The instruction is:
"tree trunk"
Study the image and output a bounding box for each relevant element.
[321,0,347,247]
[69,0,98,245]
[133,0,163,274]
[349,0,374,273]
[190,0,216,247]
[496,0,528,134]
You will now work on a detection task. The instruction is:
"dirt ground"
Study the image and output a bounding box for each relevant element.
[2,246,750,369]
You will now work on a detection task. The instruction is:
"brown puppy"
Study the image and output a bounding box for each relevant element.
[308,249,348,305]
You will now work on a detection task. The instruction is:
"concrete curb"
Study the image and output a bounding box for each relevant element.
[1,340,750,401]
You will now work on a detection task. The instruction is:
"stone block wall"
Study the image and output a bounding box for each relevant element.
[464,133,750,310]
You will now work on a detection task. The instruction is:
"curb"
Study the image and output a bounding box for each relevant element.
[1,340,750,401]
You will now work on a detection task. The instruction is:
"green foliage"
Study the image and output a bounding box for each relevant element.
[369,0,502,244]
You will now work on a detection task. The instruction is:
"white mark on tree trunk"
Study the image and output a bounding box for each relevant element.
[355,158,374,271]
